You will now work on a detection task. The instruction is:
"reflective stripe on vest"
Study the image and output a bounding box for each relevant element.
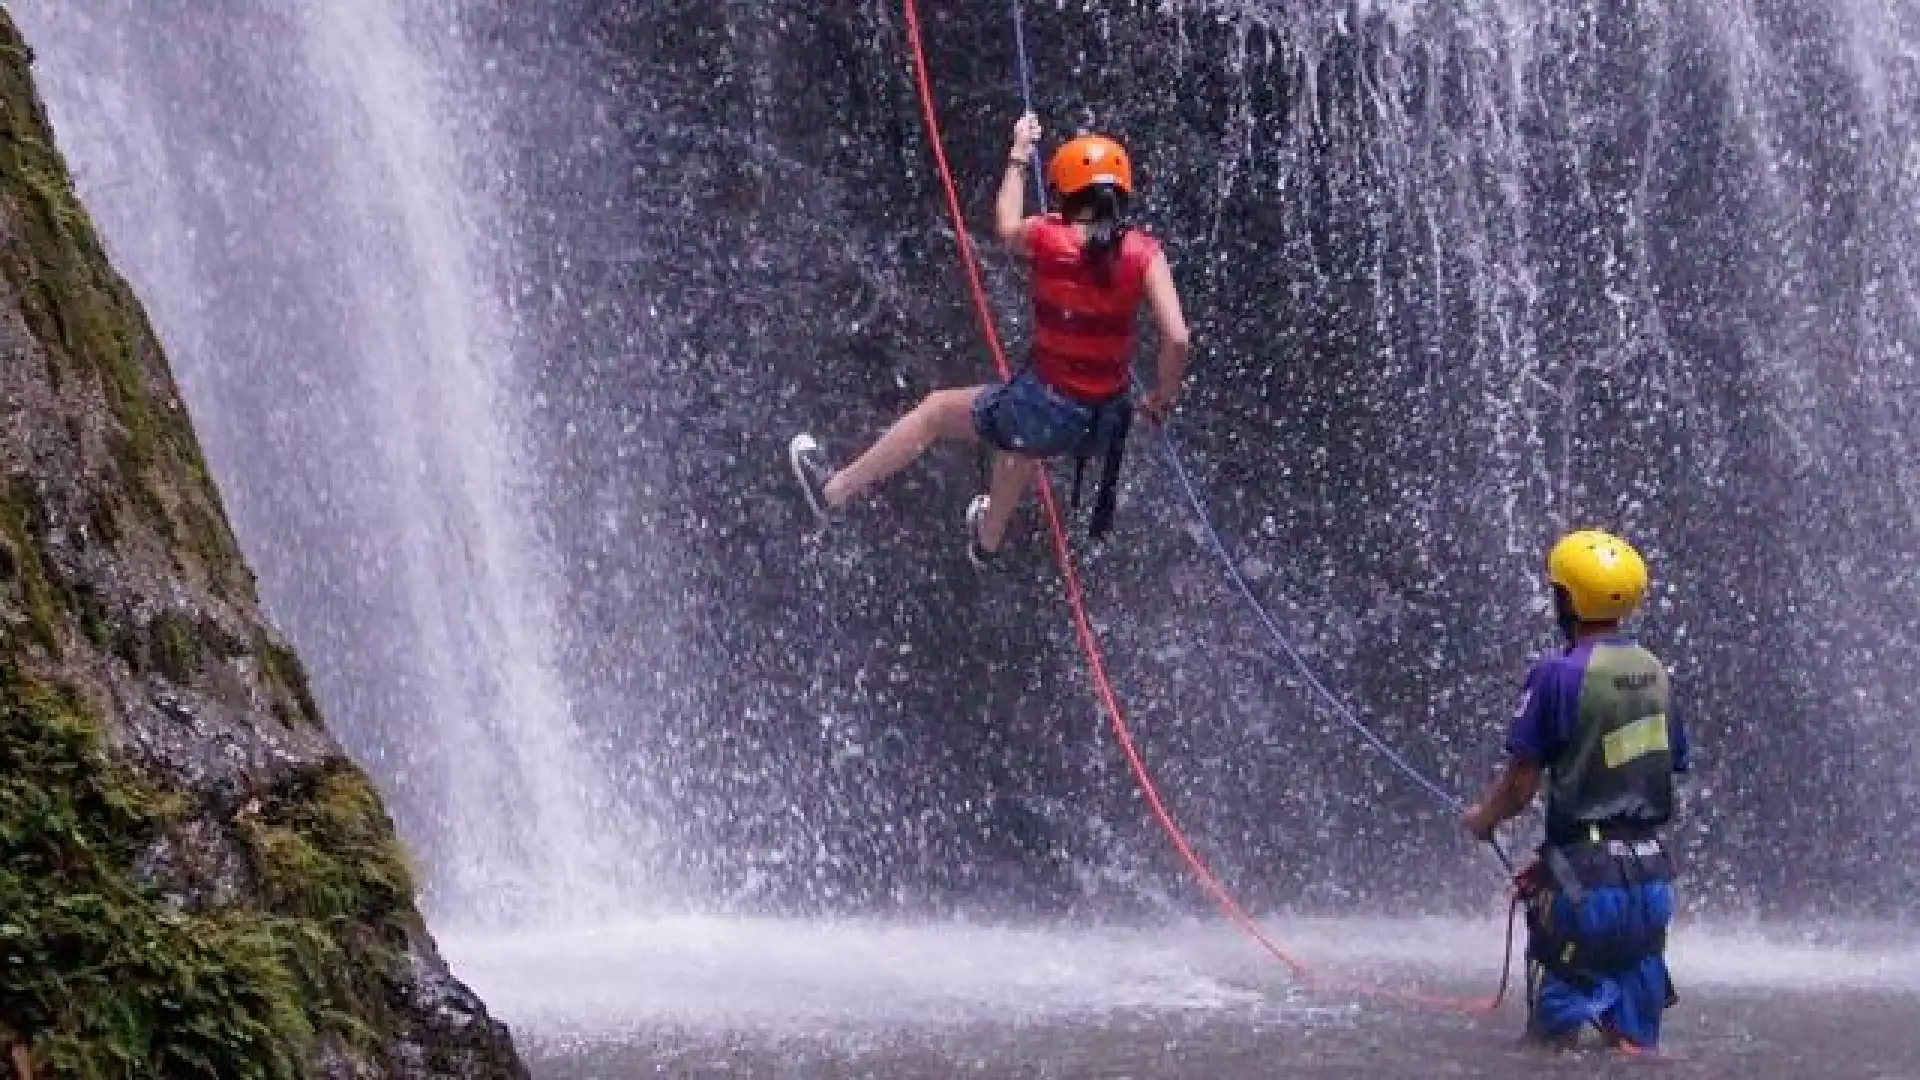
[1026,215,1158,402]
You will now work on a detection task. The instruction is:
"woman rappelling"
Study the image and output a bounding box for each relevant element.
[788,112,1192,565]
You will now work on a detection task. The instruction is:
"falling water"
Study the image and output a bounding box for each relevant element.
[28,0,1916,919]
[17,0,1920,1072]
[15,0,633,927]
[435,0,1919,923]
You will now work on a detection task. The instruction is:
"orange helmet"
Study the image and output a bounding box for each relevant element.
[1047,134,1133,198]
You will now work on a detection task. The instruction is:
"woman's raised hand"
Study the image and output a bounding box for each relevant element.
[1010,112,1042,162]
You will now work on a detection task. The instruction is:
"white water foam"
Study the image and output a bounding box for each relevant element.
[440,914,1918,1044]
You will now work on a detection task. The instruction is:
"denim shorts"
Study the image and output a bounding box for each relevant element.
[971,370,1105,459]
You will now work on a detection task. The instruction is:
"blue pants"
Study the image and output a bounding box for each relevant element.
[971,370,1116,459]
[1528,878,1676,1048]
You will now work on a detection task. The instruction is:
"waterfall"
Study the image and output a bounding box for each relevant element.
[17,0,636,928]
[20,0,1918,925]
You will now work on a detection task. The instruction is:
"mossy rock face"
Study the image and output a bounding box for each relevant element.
[241,761,417,925]
[0,663,314,1078]
[0,477,61,655]
[256,630,324,729]
[0,8,528,1078]
[0,8,244,609]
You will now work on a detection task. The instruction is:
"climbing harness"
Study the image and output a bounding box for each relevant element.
[1070,395,1129,541]
[899,0,1521,1015]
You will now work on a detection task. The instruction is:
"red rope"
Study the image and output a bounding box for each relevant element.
[898,0,1506,1016]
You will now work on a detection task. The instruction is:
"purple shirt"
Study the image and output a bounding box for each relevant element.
[1504,636,1691,773]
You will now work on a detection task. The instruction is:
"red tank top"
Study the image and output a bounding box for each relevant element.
[1025,215,1160,402]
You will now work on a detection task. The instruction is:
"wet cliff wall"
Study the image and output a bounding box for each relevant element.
[478,0,1920,918]
[15,0,1910,936]
[0,11,527,1076]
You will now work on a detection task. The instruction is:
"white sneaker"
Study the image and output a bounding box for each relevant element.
[965,494,1000,569]
[789,433,834,528]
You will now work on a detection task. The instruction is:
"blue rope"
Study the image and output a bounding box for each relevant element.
[1159,431,1518,875]
[1005,0,1483,830]
[1009,0,1048,206]
[1155,428,1467,814]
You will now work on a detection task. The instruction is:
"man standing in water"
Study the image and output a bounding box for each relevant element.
[1463,529,1691,1054]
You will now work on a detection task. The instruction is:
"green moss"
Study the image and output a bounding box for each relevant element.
[242,762,415,924]
[0,11,247,605]
[175,491,243,590]
[148,608,202,684]
[0,479,62,656]
[0,136,149,445]
[0,660,434,1073]
[0,662,315,1078]
[85,492,121,550]
[0,15,500,1073]
[195,613,250,663]
[71,579,122,661]
[238,759,416,1056]
[257,634,323,729]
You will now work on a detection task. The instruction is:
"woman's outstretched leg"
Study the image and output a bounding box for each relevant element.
[977,452,1037,553]
[964,452,1039,568]
[791,386,986,522]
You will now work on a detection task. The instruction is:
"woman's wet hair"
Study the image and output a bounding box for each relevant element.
[1060,183,1131,284]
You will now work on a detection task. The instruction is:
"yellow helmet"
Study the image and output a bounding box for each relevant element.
[1546,529,1648,623]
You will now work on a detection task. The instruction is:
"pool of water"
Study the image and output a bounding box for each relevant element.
[440,914,1920,1078]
